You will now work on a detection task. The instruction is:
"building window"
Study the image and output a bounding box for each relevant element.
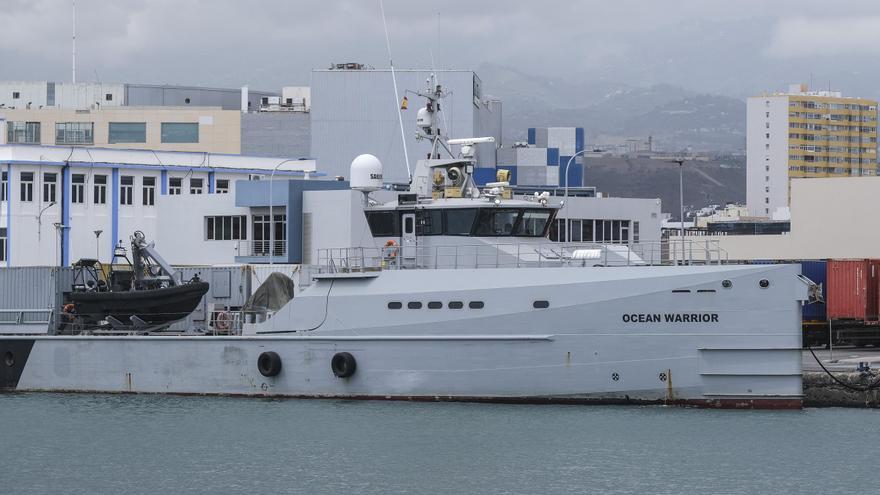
[765,111,770,118]
[12,91,20,99]
[94,175,107,204]
[765,133,770,139]
[765,176,769,182]
[108,122,146,144]
[160,123,199,143]
[42,173,57,203]
[765,197,769,204]
[215,179,229,194]
[0,228,6,262]
[71,174,85,204]
[55,122,94,145]
[205,215,247,240]
[190,178,203,194]
[7,121,41,144]
[169,177,182,195]
[142,177,156,206]
[120,176,134,205]
[633,221,640,243]
[1,171,6,202]
[105,93,113,101]
[765,122,770,129]
[252,214,286,255]
[20,172,33,202]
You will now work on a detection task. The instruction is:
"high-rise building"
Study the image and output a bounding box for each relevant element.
[746,84,878,217]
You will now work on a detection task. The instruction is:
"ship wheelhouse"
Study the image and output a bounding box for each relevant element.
[365,202,558,240]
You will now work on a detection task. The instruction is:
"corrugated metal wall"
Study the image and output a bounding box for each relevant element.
[241,112,311,159]
[0,267,71,310]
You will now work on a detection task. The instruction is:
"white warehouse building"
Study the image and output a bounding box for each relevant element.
[0,144,318,267]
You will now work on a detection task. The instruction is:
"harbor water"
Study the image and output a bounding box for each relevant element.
[1,394,877,494]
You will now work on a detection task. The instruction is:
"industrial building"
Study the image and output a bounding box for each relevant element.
[0,81,312,159]
[0,144,318,267]
[746,84,878,217]
[310,67,502,182]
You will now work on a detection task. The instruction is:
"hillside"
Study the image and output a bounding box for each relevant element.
[583,156,746,216]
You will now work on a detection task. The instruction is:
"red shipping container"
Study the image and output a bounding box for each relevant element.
[826,259,880,321]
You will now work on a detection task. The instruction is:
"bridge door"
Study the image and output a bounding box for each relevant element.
[401,211,417,267]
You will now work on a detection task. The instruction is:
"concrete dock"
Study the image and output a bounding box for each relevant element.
[803,347,880,407]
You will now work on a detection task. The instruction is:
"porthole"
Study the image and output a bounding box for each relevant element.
[407,301,422,309]
[721,280,733,289]
[469,301,484,309]
[387,301,402,309]
[759,279,770,289]
[427,301,442,309]
[3,351,13,368]
[533,300,549,309]
[448,301,463,309]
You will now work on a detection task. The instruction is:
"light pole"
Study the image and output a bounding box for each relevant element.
[94,230,102,260]
[562,149,589,243]
[268,159,299,266]
[671,159,687,265]
[36,201,57,241]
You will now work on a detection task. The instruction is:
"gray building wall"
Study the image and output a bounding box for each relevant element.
[0,81,275,111]
[241,112,311,159]
[310,69,499,183]
[125,84,274,111]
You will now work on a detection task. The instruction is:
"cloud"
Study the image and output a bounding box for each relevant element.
[766,16,880,58]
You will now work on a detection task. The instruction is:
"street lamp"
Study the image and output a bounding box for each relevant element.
[268,159,300,266]
[36,201,57,241]
[670,159,687,265]
[94,230,103,260]
[562,150,589,243]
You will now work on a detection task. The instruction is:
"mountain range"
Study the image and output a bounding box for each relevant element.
[477,63,746,152]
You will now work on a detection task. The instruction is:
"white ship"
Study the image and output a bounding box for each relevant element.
[0,79,813,408]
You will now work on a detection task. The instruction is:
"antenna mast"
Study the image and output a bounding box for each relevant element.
[378,0,411,182]
[72,0,77,84]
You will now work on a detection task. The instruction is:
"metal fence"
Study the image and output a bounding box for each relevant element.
[317,240,728,274]
[236,240,287,257]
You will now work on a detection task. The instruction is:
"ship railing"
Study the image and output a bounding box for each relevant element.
[315,239,728,273]
[236,240,287,258]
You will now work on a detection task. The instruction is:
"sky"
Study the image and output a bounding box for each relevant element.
[4,0,880,99]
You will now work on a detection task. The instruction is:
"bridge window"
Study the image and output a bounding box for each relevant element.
[366,211,400,237]
[474,209,519,236]
[445,209,478,236]
[387,301,402,309]
[448,301,463,309]
[515,210,552,237]
[468,301,484,309]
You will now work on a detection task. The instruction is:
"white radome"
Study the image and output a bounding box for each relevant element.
[350,154,383,192]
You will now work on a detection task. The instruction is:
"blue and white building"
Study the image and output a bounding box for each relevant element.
[0,144,319,267]
[501,127,585,187]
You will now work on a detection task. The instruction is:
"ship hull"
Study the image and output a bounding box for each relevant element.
[0,264,807,409]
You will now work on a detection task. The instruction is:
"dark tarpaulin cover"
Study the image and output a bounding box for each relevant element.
[244,272,295,312]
